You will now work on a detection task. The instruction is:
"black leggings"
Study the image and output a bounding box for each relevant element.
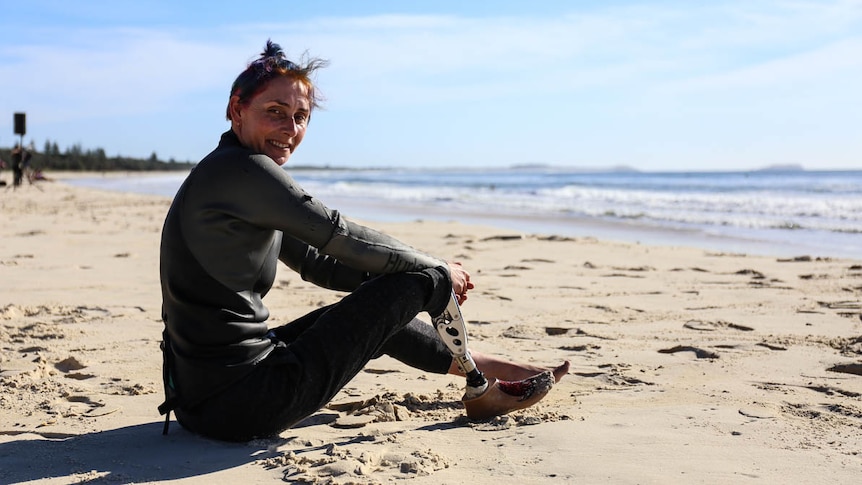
[175,270,453,441]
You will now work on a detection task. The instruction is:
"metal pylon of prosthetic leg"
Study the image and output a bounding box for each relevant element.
[432,292,489,399]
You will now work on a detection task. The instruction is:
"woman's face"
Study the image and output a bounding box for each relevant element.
[229,77,310,166]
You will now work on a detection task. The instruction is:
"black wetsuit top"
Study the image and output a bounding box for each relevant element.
[160,130,445,408]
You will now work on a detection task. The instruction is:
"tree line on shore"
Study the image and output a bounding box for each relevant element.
[0,140,194,172]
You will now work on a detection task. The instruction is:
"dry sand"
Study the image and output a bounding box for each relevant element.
[1,174,861,484]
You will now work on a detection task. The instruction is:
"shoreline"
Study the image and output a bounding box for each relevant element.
[56,170,862,261]
[1,179,861,483]
[306,194,862,261]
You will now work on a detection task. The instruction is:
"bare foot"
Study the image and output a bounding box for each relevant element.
[449,351,570,383]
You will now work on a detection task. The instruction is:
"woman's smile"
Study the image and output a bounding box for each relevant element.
[230,76,310,166]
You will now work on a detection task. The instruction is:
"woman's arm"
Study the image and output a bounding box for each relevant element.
[229,153,446,274]
[278,232,372,291]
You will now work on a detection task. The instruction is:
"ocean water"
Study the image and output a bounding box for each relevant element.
[67,167,862,260]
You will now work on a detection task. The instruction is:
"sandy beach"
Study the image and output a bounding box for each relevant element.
[1,174,861,484]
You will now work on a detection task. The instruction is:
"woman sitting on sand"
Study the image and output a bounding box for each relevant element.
[158,40,568,442]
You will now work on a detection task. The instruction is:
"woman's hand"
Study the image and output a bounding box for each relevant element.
[447,261,474,304]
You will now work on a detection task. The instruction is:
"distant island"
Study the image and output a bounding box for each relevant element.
[754,164,806,172]
[509,163,639,172]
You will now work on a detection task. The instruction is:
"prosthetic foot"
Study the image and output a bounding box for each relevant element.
[433,292,554,419]
[462,371,555,420]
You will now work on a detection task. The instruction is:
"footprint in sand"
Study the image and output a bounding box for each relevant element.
[658,345,720,359]
[546,326,613,340]
[804,384,861,398]
[602,272,645,278]
[827,363,862,376]
[559,343,602,352]
[55,356,97,380]
[776,255,834,262]
[502,325,544,339]
[55,356,87,372]
[683,320,754,332]
[757,381,861,399]
[481,234,524,242]
[738,403,778,419]
[756,342,788,351]
[611,265,655,272]
[477,290,512,301]
[735,268,766,279]
[573,365,654,387]
[817,300,862,320]
[537,235,576,241]
[780,402,862,428]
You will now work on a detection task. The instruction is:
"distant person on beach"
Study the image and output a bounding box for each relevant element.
[158,40,568,442]
[31,169,51,182]
[22,142,35,184]
[21,145,33,184]
[10,144,23,188]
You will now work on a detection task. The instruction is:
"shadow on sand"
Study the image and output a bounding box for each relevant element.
[0,421,275,483]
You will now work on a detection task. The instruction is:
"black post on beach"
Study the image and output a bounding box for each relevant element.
[11,112,31,190]
[14,112,26,147]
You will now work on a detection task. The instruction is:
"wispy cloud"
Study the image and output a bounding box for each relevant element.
[1,28,241,121]
[266,2,862,108]
[664,37,862,93]
[4,1,860,115]
[1,0,859,166]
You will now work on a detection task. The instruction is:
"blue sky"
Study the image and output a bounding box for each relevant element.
[1,0,860,171]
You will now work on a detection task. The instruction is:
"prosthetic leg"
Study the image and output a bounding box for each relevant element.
[433,292,555,420]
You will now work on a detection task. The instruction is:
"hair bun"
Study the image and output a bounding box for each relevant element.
[262,39,285,59]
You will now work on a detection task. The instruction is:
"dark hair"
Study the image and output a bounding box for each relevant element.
[226,40,329,120]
